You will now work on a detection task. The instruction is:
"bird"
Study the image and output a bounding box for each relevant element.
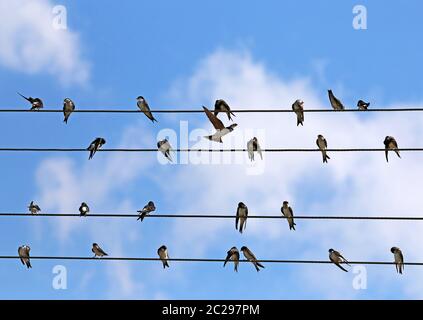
[157,139,173,162]
[223,247,240,272]
[384,136,401,162]
[316,134,330,163]
[17,92,43,110]
[87,137,106,160]
[203,106,237,143]
[137,201,156,221]
[240,246,264,272]
[292,99,304,126]
[236,202,248,234]
[328,90,345,110]
[28,201,41,215]
[357,100,370,110]
[79,202,89,216]
[157,245,170,269]
[137,96,157,123]
[63,98,75,123]
[214,99,236,121]
[281,201,296,230]
[92,243,108,258]
[329,248,350,272]
[18,245,32,269]
[391,247,404,274]
[247,137,263,162]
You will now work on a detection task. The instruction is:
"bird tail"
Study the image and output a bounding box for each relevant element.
[164,261,170,268]
[385,150,389,162]
[151,117,158,123]
[17,92,30,102]
[26,261,32,269]
[395,150,401,159]
[323,152,330,163]
[336,263,348,272]
[63,116,69,124]
[256,262,265,269]
[290,222,296,230]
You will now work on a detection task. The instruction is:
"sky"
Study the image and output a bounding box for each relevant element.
[0,0,423,299]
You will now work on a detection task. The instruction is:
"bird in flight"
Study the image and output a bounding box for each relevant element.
[137,96,157,123]
[203,106,237,143]
[63,98,75,124]
[214,99,236,121]
[17,92,43,111]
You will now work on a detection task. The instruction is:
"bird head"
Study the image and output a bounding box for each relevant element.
[283,201,289,206]
[93,243,98,247]
[390,247,397,253]
[318,134,324,139]
[238,202,245,208]
[228,124,238,130]
[137,96,144,101]
[328,248,334,253]
[240,246,247,252]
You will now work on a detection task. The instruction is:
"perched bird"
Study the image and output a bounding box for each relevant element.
[63,98,75,123]
[384,136,401,162]
[92,243,108,258]
[28,201,41,215]
[17,92,43,110]
[240,246,264,272]
[391,247,404,274]
[157,245,170,269]
[357,100,370,110]
[137,201,156,221]
[87,137,106,160]
[236,202,248,234]
[137,96,157,123]
[214,99,236,121]
[247,137,263,162]
[203,106,237,143]
[224,247,240,272]
[18,245,32,269]
[281,201,296,230]
[329,248,350,272]
[157,139,173,162]
[79,202,90,216]
[316,134,330,163]
[292,99,305,126]
[328,90,345,110]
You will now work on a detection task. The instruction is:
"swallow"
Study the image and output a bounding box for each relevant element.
[157,139,173,162]
[87,137,106,160]
[224,247,240,272]
[79,202,89,216]
[28,201,41,215]
[329,248,350,272]
[328,90,345,110]
[137,201,156,221]
[316,134,330,163]
[63,98,75,123]
[391,247,404,274]
[137,96,157,123]
[18,245,32,269]
[247,137,263,162]
[236,202,248,234]
[157,245,170,269]
[357,100,370,110]
[17,92,43,110]
[281,201,296,230]
[292,99,304,126]
[384,136,401,162]
[240,246,264,272]
[214,99,236,121]
[92,243,108,258]
[203,106,237,143]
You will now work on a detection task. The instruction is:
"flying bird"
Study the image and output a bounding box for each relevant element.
[157,139,173,162]
[79,202,90,216]
[316,134,330,163]
[357,100,370,110]
[384,136,401,162]
[236,202,248,234]
[137,201,156,221]
[157,245,170,269]
[281,201,296,230]
[87,137,106,160]
[137,96,157,123]
[292,99,304,126]
[391,247,404,274]
[92,243,108,258]
[240,246,264,272]
[214,99,236,121]
[224,247,240,272]
[28,201,41,215]
[18,245,32,269]
[328,90,345,110]
[329,248,350,272]
[63,98,75,123]
[203,106,237,143]
[17,92,43,110]
[247,137,263,162]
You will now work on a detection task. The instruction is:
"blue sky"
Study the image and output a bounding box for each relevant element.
[1,0,423,299]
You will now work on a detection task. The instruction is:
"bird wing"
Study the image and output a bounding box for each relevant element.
[203,106,225,130]
[235,208,240,229]
[247,140,254,158]
[256,141,263,159]
[324,138,328,148]
[288,206,294,217]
